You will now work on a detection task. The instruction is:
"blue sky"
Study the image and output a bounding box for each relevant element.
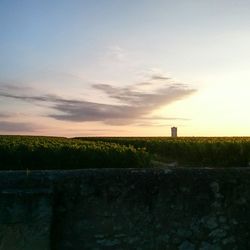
[1,0,250,136]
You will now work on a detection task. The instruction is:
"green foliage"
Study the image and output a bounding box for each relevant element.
[0,136,150,170]
[76,137,250,167]
[1,136,250,169]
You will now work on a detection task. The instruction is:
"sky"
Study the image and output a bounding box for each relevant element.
[1,0,250,137]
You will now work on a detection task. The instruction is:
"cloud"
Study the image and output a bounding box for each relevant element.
[92,82,195,108]
[135,122,172,127]
[50,100,138,124]
[106,45,126,62]
[0,121,37,132]
[151,74,171,81]
[0,92,54,103]
[140,68,172,81]
[47,81,196,125]
[0,113,11,118]
[0,83,33,92]
[0,76,197,125]
[140,116,190,121]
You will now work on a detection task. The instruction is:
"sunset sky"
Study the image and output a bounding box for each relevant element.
[1,0,250,136]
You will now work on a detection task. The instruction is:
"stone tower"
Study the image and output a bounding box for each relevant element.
[171,127,177,137]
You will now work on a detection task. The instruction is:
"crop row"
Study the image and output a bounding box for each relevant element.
[77,137,250,167]
[0,136,150,170]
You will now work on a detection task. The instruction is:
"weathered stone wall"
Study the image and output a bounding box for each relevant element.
[0,172,53,250]
[0,168,250,250]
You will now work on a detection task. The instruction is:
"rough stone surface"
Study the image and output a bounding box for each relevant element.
[0,168,250,249]
[0,174,53,250]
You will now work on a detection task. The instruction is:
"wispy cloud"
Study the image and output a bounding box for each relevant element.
[106,45,127,62]
[0,75,197,125]
[0,92,55,103]
[135,122,172,127]
[91,82,195,117]
[0,121,37,132]
[139,116,190,121]
[0,83,33,92]
[0,113,11,118]
[151,74,171,81]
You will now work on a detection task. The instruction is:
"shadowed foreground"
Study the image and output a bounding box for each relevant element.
[0,168,249,250]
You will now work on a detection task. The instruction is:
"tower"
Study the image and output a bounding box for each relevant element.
[171,127,177,137]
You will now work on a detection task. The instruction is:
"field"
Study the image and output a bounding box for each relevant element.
[1,135,250,170]
[0,135,150,170]
[76,137,250,168]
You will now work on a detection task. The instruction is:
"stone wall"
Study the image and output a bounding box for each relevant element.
[0,168,250,250]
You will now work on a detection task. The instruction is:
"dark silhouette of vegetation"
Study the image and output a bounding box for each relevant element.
[0,136,150,170]
[1,136,250,169]
[76,137,250,167]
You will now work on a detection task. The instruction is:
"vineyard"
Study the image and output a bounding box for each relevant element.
[76,137,250,168]
[1,135,250,170]
[0,135,150,170]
